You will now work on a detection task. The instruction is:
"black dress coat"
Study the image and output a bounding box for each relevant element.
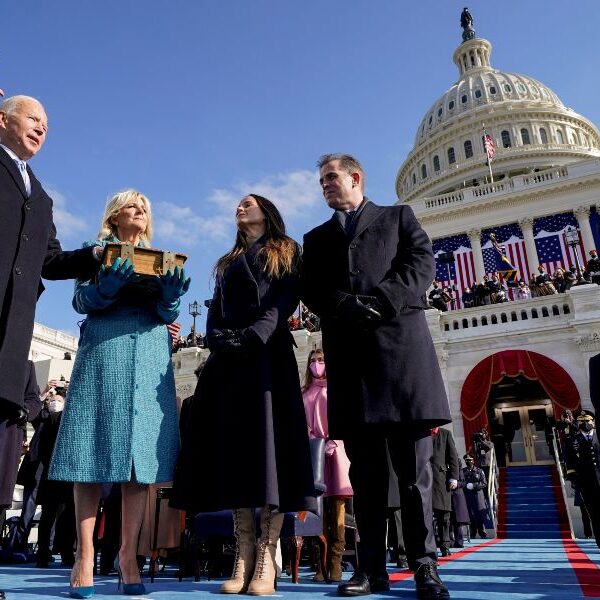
[301,200,450,438]
[451,460,470,525]
[171,241,317,514]
[463,466,488,517]
[0,361,41,506]
[431,428,460,512]
[0,147,98,409]
[590,354,600,417]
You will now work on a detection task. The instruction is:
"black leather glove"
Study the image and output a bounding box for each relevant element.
[336,294,384,327]
[206,328,235,352]
[220,328,262,352]
[3,403,29,428]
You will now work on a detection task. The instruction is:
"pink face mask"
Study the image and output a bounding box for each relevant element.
[309,362,326,378]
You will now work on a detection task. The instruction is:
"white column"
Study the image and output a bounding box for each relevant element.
[574,205,596,258]
[518,217,539,279]
[467,228,486,281]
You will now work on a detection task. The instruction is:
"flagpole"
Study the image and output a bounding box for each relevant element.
[482,123,494,184]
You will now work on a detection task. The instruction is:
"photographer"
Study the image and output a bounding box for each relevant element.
[472,429,493,479]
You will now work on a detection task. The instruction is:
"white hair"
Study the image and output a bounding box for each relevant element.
[98,189,153,243]
[0,95,44,115]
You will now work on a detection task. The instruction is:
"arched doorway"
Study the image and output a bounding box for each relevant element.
[460,350,581,466]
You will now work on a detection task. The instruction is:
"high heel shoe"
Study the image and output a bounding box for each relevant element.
[114,557,146,596]
[69,561,95,598]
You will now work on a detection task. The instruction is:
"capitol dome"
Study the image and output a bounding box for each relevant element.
[396,30,600,204]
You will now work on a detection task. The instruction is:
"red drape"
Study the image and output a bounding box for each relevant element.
[460,350,581,452]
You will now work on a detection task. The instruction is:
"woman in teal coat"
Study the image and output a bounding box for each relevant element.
[49,189,190,598]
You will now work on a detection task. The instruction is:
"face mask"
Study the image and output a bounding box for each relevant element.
[309,362,326,378]
[47,399,64,413]
[581,422,594,432]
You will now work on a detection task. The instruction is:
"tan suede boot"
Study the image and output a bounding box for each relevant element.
[220,509,256,594]
[328,498,346,582]
[247,507,283,595]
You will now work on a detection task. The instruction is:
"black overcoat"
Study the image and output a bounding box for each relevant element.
[590,354,600,417]
[431,428,460,512]
[0,361,41,505]
[301,200,450,438]
[171,241,317,514]
[0,147,98,409]
[451,460,470,525]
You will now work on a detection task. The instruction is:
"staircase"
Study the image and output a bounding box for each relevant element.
[496,465,570,539]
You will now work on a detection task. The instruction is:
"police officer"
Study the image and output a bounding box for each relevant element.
[565,411,600,549]
[462,455,488,539]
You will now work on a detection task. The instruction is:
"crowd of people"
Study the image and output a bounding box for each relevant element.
[429,255,600,312]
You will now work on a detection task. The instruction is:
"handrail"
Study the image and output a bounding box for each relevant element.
[551,427,575,539]
[486,445,499,532]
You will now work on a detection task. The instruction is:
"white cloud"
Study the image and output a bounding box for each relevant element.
[153,169,322,247]
[45,187,89,241]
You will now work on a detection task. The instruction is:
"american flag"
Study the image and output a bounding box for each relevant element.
[534,213,585,273]
[482,224,529,298]
[484,134,496,160]
[432,234,476,309]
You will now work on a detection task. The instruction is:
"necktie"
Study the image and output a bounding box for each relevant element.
[15,159,31,196]
[344,210,357,234]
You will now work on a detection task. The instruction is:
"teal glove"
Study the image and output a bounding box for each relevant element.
[97,257,134,299]
[159,266,191,304]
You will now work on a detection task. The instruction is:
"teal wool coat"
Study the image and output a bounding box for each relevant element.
[49,239,180,484]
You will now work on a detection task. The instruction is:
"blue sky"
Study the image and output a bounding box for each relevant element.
[3,1,599,336]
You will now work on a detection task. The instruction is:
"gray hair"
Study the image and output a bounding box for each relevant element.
[0,95,44,116]
[98,189,153,243]
[317,153,365,190]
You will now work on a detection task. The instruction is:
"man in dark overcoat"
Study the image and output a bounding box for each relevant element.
[462,455,488,539]
[590,354,600,417]
[302,154,451,599]
[0,96,100,571]
[431,427,459,556]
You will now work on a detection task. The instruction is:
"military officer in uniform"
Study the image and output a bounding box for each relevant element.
[462,455,488,539]
[565,411,600,548]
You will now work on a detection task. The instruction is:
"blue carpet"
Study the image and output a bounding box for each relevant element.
[2,539,600,599]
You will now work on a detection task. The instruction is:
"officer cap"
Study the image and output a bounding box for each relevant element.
[577,410,595,422]
[464,454,474,462]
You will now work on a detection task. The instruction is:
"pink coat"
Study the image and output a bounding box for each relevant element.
[303,380,353,497]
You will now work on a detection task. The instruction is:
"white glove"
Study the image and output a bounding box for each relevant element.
[466,483,474,490]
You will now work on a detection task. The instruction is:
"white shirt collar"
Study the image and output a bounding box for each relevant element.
[0,144,25,165]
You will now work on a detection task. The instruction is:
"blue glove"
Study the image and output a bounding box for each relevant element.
[97,257,134,299]
[159,266,191,304]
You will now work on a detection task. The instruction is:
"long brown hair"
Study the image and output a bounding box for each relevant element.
[214,194,299,278]
[302,348,325,391]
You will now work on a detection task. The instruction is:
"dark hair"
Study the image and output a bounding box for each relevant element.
[317,153,365,191]
[214,194,299,279]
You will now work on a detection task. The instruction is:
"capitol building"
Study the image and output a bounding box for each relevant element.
[33,13,600,472]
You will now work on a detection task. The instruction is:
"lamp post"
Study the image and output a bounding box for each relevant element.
[188,300,200,346]
[563,226,586,285]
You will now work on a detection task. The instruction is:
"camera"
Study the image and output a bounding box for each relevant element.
[55,381,66,389]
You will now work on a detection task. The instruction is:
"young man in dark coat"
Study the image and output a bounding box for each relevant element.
[431,428,459,557]
[462,455,488,539]
[302,154,451,599]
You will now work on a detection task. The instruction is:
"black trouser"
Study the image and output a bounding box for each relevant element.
[580,504,593,538]
[433,509,451,548]
[344,425,436,575]
[580,484,600,550]
[37,498,76,558]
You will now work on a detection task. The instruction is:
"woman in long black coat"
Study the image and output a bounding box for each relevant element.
[171,194,316,596]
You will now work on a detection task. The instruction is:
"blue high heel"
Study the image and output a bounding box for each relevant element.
[69,586,95,599]
[114,557,146,596]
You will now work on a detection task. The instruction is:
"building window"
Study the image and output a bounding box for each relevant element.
[421,164,427,179]
[433,155,440,172]
[461,94,468,104]
[503,84,512,93]
[437,107,443,117]
[448,100,455,110]
[501,130,512,148]
[490,85,497,95]
[412,173,416,185]
[521,128,531,145]
[475,89,482,98]
[540,127,548,144]
[428,115,433,125]
[448,147,456,164]
[517,83,527,93]
[556,129,564,144]
[464,140,473,158]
